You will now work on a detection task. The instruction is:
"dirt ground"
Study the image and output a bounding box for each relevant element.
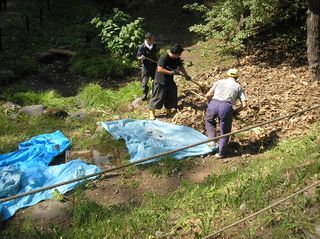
[85,155,248,206]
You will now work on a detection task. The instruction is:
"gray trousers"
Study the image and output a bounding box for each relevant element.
[141,66,156,95]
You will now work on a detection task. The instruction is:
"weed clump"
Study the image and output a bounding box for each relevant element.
[76,82,141,110]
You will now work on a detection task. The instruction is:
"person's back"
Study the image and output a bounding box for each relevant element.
[211,77,245,104]
[204,68,247,158]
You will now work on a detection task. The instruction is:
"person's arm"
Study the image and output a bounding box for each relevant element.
[157,66,174,75]
[234,90,247,114]
[136,45,145,60]
[178,64,191,80]
[234,100,247,114]
[205,87,215,102]
[157,55,175,75]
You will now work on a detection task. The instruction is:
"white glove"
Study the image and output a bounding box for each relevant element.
[139,55,146,60]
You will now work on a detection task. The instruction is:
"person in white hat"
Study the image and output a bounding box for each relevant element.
[205,68,247,158]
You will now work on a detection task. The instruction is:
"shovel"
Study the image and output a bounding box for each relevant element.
[143,56,206,91]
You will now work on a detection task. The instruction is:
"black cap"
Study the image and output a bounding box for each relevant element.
[170,44,184,54]
[145,32,154,39]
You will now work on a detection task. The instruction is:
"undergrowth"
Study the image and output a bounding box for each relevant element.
[76,82,141,110]
[71,55,138,79]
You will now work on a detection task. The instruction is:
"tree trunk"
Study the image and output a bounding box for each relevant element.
[307,0,320,81]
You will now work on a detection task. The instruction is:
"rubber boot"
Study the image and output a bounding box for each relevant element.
[141,92,148,101]
[166,108,172,116]
[141,88,148,101]
[149,109,156,120]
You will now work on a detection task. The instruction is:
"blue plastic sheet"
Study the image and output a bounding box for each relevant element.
[0,131,101,220]
[101,119,215,164]
[0,165,22,198]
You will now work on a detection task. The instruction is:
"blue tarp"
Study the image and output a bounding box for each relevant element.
[0,131,101,220]
[101,119,215,164]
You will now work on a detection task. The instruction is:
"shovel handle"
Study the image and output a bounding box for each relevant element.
[144,56,206,90]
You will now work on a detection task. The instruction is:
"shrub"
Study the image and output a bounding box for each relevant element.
[0,55,39,77]
[91,8,145,59]
[71,55,134,79]
[185,1,306,53]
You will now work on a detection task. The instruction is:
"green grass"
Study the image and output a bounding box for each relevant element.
[4,90,73,108]
[2,123,319,238]
[71,55,138,79]
[4,80,142,111]
[76,82,141,110]
[0,80,142,154]
[146,156,195,176]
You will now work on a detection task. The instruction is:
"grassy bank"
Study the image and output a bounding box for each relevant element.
[2,123,319,238]
[0,81,141,154]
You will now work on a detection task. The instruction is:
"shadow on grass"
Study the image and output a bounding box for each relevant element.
[228,129,281,157]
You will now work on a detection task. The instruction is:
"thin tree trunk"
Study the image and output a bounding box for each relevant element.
[307,0,320,81]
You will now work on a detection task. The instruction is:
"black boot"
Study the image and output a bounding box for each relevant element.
[141,93,148,101]
[141,88,148,101]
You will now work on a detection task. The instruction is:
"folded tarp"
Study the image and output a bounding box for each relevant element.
[0,131,101,220]
[101,119,215,164]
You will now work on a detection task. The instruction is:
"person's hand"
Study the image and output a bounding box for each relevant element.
[139,55,146,60]
[233,110,240,118]
[171,69,180,75]
[185,75,191,81]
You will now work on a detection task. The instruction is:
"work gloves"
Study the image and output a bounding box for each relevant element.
[171,69,180,75]
[233,111,240,118]
[185,75,191,81]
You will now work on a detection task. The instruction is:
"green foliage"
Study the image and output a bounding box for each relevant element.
[0,54,39,77]
[71,55,134,79]
[4,90,73,108]
[91,8,145,59]
[76,82,141,110]
[0,0,99,78]
[185,0,306,53]
[73,194,106,226]
[147,157,195,176]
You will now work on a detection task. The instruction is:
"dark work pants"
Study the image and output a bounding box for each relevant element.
[149,81,178,110]
[205,100,233,156]
[141,66,156,96]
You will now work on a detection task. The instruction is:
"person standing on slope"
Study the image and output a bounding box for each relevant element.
[149,44,191,120]
[205,68,247,158]
[137,32,158,101]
